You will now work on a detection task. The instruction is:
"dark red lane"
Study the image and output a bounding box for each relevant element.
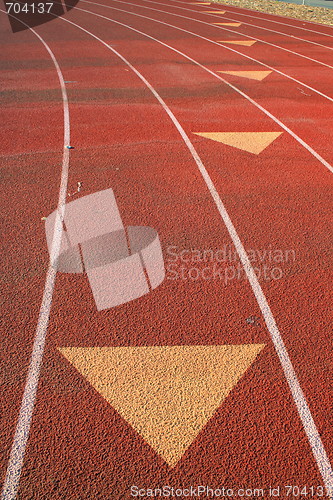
[140,0,333,44]
[95,0,333,66]
[189,0,333,36]
[200,7,333,44]
[0,12,74,481]
[1,3,332,499]
[77,0,333,101]
[8,79,324,500]
[73,4,333,161]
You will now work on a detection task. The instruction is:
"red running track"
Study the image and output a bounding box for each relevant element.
[0,1,333,498]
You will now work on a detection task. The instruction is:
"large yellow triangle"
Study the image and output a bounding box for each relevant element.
[218,40,256,46]
[59,344,264,467]
[213,22,242,27]
[218,70,272,81]
[193,132,282,154]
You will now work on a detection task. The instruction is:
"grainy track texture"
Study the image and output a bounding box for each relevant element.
[1,1,333,499]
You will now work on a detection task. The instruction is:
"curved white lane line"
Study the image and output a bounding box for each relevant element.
[163,0,333,44]
[89,0,333,69]
[58,14,332,495]
[118,0,333,51]
[73,4,333,174]
[81,0,333,104]
[0,10,70,500]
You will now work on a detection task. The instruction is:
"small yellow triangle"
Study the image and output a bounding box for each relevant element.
[193,132,282,154]
[213,22,242,27]
[203,10,226,13]
[218,40,256,46]
[218,70,272,81]
[59,344,264,467]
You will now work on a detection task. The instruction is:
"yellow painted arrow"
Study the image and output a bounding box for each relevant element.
[213,22,242,26]
[193,132,282,154]
[59,344,264,466]
[218,70,272,81]
[217,40,256,46]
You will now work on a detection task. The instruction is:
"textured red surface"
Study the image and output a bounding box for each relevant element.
[1,1,333,498]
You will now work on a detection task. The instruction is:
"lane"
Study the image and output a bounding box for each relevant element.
[1,1,332,498]
[0,10,73,500]
[4,13,329,497]
[192,1,333,37]
[80,0,333,101]
[46,1,327,490]
[106,0,333,66]
[137,0,333,50]
[74,1,333,170]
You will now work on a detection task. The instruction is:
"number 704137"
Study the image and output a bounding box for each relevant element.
[5,3,54,14]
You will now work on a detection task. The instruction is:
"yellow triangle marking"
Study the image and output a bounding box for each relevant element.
[213,22,242,26]
[218,70,272,81]
[193,132,282,155]
[218,40,256,46]
[203,10,226,13]
[59,344,264,467]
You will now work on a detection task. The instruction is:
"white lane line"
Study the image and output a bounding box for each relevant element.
[81,0,333,103]
[0,11,70,500]
[203,9,333,51]
[189,0,333,38]
[74,4,333,174]
[124,0,333,51]
[96,0,333,69]
[54,14,333,495]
